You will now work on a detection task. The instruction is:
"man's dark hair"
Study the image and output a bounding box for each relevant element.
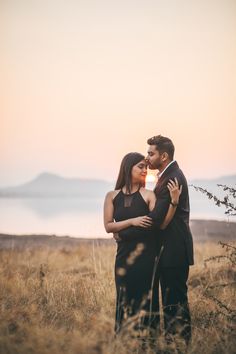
[147,135,175,160]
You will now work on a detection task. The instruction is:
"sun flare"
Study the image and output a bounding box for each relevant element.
[146,174,156,183]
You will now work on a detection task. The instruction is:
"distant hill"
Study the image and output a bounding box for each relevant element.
[0,172,114,198]
[0,172,235,202]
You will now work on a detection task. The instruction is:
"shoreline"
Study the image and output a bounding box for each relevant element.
[0,219,235,249]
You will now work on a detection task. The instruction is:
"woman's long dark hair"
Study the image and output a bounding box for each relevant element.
[115,152,145,194]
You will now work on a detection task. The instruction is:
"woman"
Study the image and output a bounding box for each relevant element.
[103,152,181,334]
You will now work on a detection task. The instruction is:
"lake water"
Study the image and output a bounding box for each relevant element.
[0,189,233,237]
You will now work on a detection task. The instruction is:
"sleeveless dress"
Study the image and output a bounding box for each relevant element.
[113,189,160,333]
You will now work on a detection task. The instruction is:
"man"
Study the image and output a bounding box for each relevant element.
[118,135,194,344]
[146,134,194,344]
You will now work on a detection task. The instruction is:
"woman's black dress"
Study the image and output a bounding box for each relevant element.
[113,189,160,333]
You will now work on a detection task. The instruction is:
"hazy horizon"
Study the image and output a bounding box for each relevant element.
[0,169,235,189]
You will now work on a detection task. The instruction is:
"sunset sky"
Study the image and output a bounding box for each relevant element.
[1,0,236,187]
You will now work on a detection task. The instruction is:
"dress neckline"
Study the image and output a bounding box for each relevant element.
[121,188,140,196]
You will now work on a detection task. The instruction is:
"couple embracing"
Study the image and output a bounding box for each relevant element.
[104,135,194,345]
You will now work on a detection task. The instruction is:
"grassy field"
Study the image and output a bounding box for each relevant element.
[0,237,235,354]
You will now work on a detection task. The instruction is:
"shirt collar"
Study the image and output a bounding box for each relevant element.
[157,160,176,179]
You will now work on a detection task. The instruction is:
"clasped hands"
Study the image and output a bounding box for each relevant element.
[113,215,153,241]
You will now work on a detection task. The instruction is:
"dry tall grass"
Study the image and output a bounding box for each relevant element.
[0,240,235,354]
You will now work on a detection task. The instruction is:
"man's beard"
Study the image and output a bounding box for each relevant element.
[149,161,162,170]
[148,164,156,170]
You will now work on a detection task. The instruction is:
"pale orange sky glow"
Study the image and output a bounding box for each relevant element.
[1,0,236,186]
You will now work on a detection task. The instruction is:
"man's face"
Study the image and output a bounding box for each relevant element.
[146,145,163,170]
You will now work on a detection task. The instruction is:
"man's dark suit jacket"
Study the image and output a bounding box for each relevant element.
[118,161,194,267]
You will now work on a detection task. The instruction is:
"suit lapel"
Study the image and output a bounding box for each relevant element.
[159,161,179,181]
[154,161,179,194]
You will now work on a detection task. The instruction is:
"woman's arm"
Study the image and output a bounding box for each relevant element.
[160,178,182,229]
[103,191,153,233]
[148,178,182,230]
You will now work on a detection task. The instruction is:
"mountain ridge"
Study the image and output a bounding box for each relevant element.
[0,172,114,198]
[0,172,235,198]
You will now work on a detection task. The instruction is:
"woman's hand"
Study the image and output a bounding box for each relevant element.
[167,177,182,205]
[113,233,121,242]
[131,216,153,228]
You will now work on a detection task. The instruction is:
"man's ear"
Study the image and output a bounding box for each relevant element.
[162,152,169,162]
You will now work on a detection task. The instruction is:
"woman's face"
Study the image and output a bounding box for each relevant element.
[131,159,147,183]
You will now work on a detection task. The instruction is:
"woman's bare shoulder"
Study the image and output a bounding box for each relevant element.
[105,190,121,200]
[140,187,155,194]
[140,187,156,199]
